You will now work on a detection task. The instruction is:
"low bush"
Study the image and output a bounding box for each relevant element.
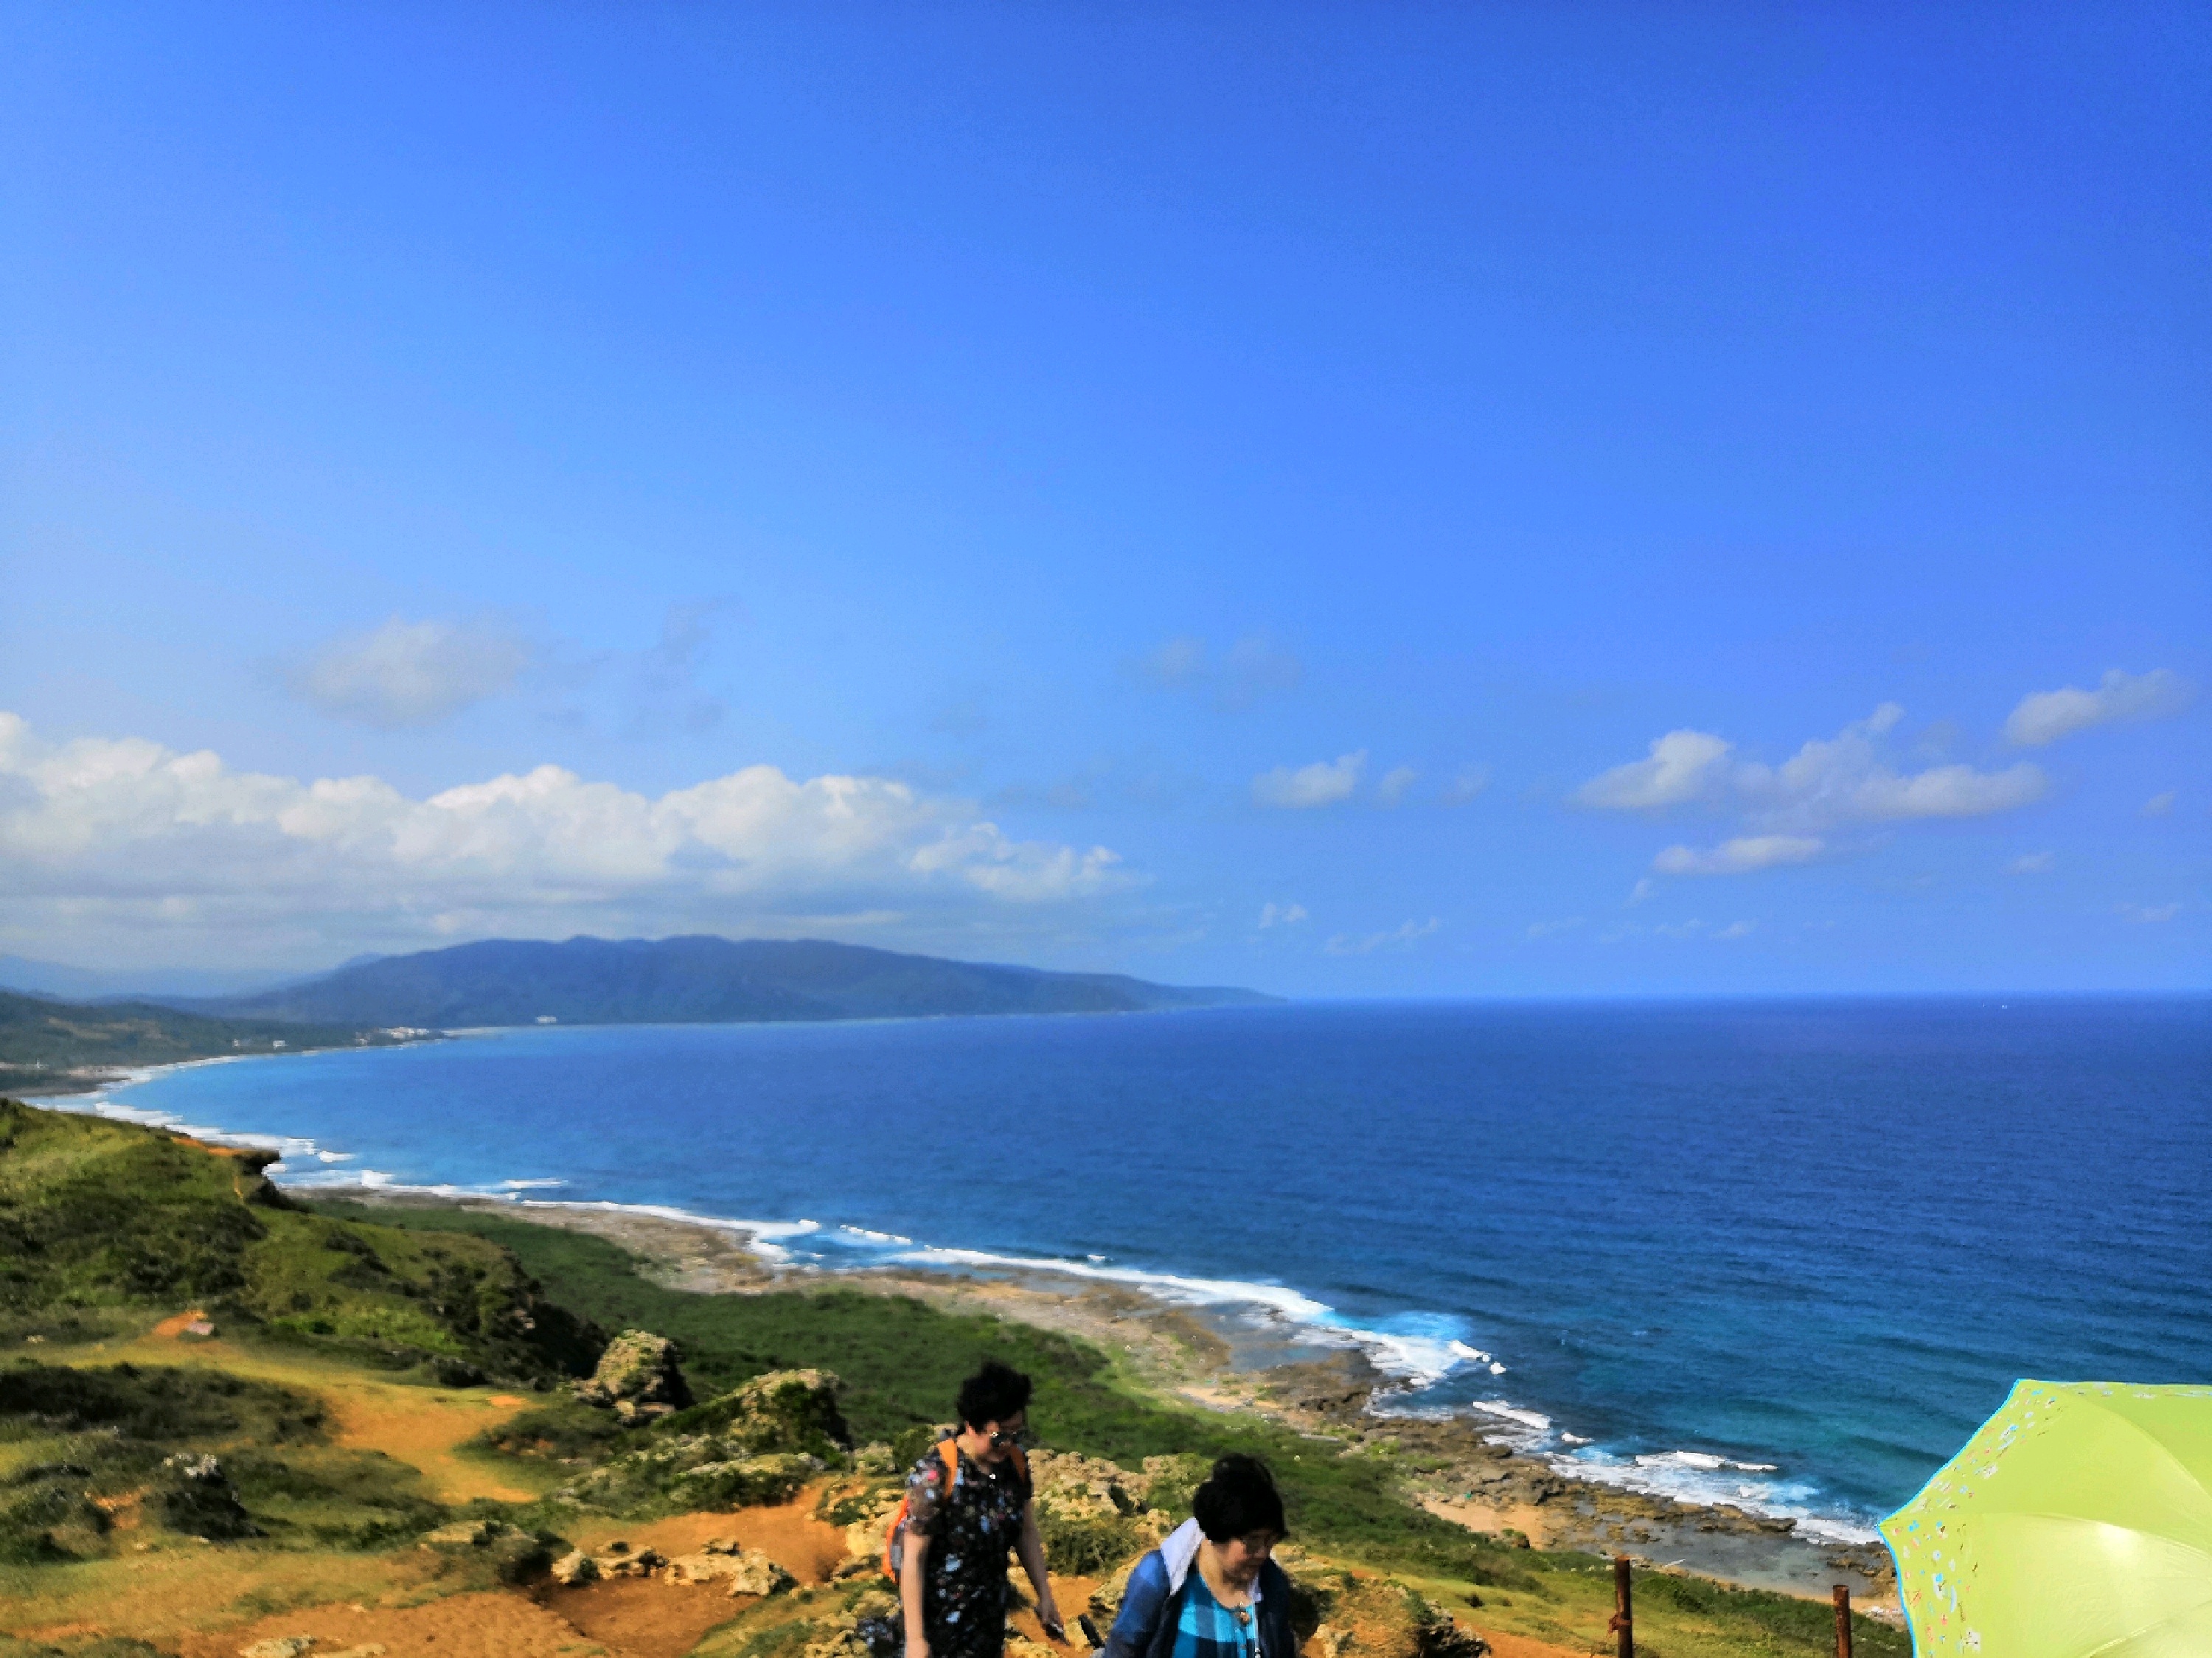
[0,1361,326,1446]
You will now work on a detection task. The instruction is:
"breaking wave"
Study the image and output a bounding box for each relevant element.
[31,1059,1876,1545]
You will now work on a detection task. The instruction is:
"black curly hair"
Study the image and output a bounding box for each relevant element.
[956,1359,1033,1430]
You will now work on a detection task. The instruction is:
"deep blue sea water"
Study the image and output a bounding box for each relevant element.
[72,997,2211,1542]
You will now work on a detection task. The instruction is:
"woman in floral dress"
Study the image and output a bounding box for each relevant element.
[895,1360,1065,1658]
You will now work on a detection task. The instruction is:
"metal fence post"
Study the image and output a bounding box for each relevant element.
[1833,1585,1853,1658]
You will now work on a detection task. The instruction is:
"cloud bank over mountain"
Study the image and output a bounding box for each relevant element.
[0,712,1129,965]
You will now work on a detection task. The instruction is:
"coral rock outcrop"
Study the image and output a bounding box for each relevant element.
[575,1328,694,1421]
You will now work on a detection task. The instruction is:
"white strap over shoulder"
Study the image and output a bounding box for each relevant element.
[1159,1518,1205,1593]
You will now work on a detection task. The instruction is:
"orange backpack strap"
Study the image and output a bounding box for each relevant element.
[883,1438,963,1581]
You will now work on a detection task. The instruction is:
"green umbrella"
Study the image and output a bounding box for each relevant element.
[1881,1379,2212,1657]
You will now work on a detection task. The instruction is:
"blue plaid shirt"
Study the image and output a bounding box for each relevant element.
[1171,1569,1264,1658]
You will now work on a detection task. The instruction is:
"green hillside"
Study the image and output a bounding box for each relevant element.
[0,989,415,1098]
[0,1098,599,1381]
[0,1100,1905,1658]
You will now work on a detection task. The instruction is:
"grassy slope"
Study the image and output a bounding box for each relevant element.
[0,1106,1900,1658]
[330,1201,1909,1658]
[0,989,400,1096]
[0,1100,599,1380]
[0,1328,566,1653]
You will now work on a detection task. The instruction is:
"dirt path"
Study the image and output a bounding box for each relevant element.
[1474,1634,1598,1658]
[170,1588,615,1658]
[565,1493,854,1585]
[7,1550,441,1650]
[325,1384,538,1503]
[111,1317,543,1503]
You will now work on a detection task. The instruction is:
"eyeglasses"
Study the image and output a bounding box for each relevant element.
[988,1423,1032,1448]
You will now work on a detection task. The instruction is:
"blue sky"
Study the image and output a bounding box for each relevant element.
[3,2,2205,994]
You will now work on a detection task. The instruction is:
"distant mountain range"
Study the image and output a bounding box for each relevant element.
[171,936,1276,1029]
[0,953,347,1002]
[0,989,405,1098]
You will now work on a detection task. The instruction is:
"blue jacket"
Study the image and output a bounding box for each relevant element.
[1104,1520,1298,1658]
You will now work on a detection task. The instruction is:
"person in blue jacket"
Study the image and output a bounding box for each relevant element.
[1104,1455,1298,1658]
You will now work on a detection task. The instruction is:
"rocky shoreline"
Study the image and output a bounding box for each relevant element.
[344,1190,1899,1617]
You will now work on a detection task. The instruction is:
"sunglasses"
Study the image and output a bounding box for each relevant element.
[988,1423,1032,1448]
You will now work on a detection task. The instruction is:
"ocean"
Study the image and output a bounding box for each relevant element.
[66,996,2211,1544]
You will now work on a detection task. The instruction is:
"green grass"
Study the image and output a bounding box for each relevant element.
[0,988,401,1081]
[0,1361,448,1560]
[313,1204,1537,1585]
[337,1201,1913,1658]
[0,1107,1905,1657]
[0,1101,601,1382]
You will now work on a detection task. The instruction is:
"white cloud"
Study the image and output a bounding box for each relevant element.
[2005,669,2190,747]
[1134,633,1302,710]
[1581,707,2046,878]
[0,711,1133,963]
[1377,766,1419,807]
[1575,729,1735,809]
[1829,762,2046,820]
[1258,902,1309,928]
[2121,902,2180,924]
[1442,766,1491,805]
[1135,635,1208,689]
[2143,790,2177,818]
[1732,705,2043,826]
[1525,917,1584,939]
[1253,750,1366,809]
[2008,851,2056,875]
[1325,917,1440,955]
[1652,835,1824,876]
[1604,917,1758,944]
[1218,635,1304,707]
[1627,878,1656,905]
[285,616,530,728]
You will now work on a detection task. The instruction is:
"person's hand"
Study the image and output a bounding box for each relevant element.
[907,1631,930,1658]
[1038,1595,1067,1643]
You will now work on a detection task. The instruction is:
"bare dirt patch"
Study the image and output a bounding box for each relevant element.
[3,1547,439,1648]
[74,1330,538,1505]
[564,1492,853,1586]
[327,1387,538,1504]
[169,1587,605,1658]
[1473,1633,1596,1658]
[538,1575,744,1658]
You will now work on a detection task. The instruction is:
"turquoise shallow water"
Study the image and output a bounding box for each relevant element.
[77,995,2212,1542]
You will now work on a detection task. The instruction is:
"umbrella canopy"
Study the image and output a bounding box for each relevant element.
[1881,1379,2212,1657]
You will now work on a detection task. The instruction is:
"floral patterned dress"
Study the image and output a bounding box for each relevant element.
[901,1441,1034,1658]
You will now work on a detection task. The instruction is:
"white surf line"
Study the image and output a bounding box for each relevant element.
[24,1071,1873,1544]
